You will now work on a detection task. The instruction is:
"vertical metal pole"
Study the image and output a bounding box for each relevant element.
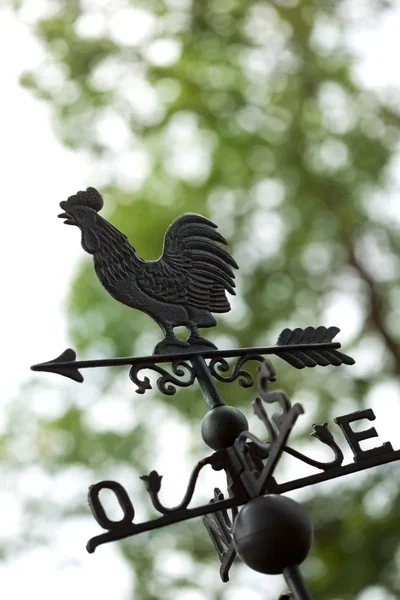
[283,566,313,600]
[191,356,225,410]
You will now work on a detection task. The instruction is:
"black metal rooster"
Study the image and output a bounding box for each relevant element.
[58,188,238,354]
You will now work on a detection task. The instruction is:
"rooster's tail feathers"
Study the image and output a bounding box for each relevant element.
[163,213,238,304]
[185,238,237,268]
[192,268,235,295]
[180,222,228,245]
[209,286,231,312]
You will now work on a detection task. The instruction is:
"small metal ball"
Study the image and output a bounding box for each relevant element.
[201,405,248,450]
[233,495,313,575]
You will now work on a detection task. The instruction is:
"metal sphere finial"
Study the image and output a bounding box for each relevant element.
[233,495,313,575]
[201,405,249,450]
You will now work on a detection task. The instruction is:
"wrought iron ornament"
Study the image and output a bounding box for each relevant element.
[58,187,237,354]
[31,188,400,600]
[32,326,353,391]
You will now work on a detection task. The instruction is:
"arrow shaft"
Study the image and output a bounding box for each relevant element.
[32,342,341,372]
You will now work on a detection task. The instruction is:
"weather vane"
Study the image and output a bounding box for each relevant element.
[32,188,400,600]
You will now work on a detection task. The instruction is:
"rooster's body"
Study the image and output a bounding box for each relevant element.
[59,188,238,353]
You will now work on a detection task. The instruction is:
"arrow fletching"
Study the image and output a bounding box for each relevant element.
[31,348,84,383]
[275,326,355,369]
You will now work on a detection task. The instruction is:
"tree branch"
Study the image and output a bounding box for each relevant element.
[346,242,400,373]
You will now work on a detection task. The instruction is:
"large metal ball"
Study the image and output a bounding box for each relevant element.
[233,495,313,574]
[201,405,248,450]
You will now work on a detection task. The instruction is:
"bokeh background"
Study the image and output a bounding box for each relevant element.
[2,0,400,598]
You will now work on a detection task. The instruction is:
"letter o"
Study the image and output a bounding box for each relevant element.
[88,480,135,530]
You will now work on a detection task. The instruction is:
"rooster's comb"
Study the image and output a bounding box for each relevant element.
[60,187,104,212]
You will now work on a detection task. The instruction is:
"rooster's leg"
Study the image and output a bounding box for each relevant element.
[153,324,190,355]
[187,323,201,340]
[164,325,186,344]
[187,323,217,349]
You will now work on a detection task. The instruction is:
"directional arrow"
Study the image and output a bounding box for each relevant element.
[31,328,355,384]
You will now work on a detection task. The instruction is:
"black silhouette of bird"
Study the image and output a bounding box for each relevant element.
[58,187,238,353]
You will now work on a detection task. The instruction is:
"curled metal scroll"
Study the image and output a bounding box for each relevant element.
[208,354,267,388]
[140,456,215,515]
[252,360,282,441]
[240,423,344,471]
[285,423,344,471]
[236,361,344,472]
[129,359,195,395]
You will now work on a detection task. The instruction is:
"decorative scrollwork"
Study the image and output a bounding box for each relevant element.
[208,353,267,388]
[241,363,344,471]
[240,423,344,472]
[129,359,195,395]
[140,456,215,515]
[284,423,344,471]
[252,360,285,441]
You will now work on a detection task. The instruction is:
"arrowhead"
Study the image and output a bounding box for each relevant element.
[31,348,84,383]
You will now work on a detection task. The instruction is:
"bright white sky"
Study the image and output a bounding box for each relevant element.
[1,4,400,600]
[0,8,132,600]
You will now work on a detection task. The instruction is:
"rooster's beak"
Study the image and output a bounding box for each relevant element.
[58,212,75,225]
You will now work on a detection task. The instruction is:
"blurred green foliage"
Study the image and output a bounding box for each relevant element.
[8,0,400,598]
